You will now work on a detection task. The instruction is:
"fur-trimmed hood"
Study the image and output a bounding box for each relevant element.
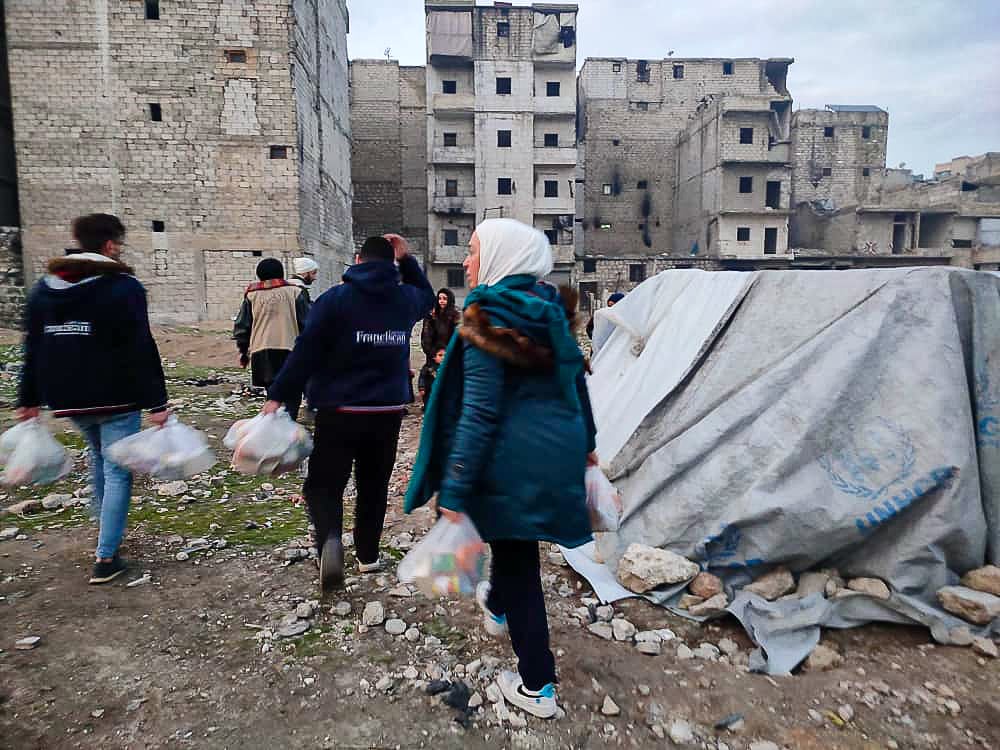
[47,253,134,285]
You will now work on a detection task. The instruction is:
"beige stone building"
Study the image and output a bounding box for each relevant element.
[4,0,353,323]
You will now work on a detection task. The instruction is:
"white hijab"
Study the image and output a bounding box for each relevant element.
[475,218,554,287]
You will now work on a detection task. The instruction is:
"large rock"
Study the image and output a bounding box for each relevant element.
[847,577,891,600]
[804,644,842,671]
[42,493,73,510]
[0,526,19,541]
[937,586,1000,625]
[616,544,699,594]
[689,572,723,599]
[2,499,42,516]
[961,566,1000,596]
[362,601,385,627]
[688,593,729,618]
[796,571,831,598]
[678,594,704,610]
[744,567,795,601]
[972,637,998,658]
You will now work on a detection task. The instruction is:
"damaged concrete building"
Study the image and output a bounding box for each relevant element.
[3,0,353,323]
[575,56,794,305]
[423,0,578,293]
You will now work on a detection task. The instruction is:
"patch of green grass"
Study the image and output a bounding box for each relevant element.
[283,627,335,658]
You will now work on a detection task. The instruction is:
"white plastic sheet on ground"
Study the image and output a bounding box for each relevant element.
[565,267,1000,674]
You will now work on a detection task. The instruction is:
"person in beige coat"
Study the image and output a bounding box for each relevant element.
[233,258,309,418]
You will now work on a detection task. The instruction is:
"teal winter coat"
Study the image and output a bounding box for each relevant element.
[404,276,595,548]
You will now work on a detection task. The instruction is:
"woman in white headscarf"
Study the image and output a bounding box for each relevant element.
[405,218,598,719]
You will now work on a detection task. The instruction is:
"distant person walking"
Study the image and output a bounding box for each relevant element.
[586,291,624,339]
[406,218,597,719]
[264,235,434,592]
[17,213,169,584]
[289,257,319,309]
[233,258,309,418]
[420,287,460,363]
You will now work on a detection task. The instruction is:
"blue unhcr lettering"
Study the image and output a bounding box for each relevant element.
[854,466,955,535]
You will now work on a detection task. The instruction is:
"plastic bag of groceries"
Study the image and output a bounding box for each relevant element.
[0,419,73,487]
[226,409,312,476]
[585,465,623,532]
[398,514,489,598]
[106,417,216,480]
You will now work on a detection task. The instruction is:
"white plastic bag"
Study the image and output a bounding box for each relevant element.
[585,465,623,532]
[398,514,489,599]
[106,417,216,480]
[0,419,72,486]
[228,409,313,476]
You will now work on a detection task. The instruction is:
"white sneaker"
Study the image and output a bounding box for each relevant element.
[476,581,508,637]
[357,558,382,574]
[496,670,557,719]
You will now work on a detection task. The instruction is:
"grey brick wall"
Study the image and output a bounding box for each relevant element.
[0,227,24,329]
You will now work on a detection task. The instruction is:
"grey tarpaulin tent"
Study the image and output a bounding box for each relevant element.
[570,267,1000,674]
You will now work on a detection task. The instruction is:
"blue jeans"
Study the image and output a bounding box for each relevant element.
[72,411,141,559]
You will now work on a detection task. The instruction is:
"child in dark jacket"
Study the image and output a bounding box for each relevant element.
[418,348,446,406]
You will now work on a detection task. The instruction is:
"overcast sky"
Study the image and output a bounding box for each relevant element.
[347,0,1000,177]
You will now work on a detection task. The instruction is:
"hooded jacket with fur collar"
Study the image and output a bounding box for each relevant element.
[18,253,168,417]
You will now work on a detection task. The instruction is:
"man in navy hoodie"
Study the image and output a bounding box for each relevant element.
[17,213,169,584]
[265,234,434,591]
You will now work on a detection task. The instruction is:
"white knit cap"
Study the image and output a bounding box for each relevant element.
[293,257,319,275]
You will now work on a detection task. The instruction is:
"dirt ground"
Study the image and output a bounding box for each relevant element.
[0,326,997,750]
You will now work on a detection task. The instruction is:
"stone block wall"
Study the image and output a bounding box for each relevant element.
[573,255,724,310]
[0,227,24,329]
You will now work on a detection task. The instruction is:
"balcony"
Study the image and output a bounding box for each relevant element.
[432,245,468,264]
[432,146,475,165]
[534,195,576,214]
[431,93,475,114]
[432,194,476,214]
[533,97,576,116]
[722,141,791,166]
[533,146,577,166]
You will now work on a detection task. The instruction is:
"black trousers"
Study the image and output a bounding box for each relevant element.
[486,540,556,690]
[303,410,403,565]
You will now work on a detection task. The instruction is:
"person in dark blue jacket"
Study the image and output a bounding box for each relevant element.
[405,218,597,720]
[17,213,170,585]
[265,233,434,592]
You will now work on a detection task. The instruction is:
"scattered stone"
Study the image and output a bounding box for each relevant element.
[404,627,420,643]
[744,566,796,601]
[689,571,723,599]
[277,620,310,638]
[962,565,1000,596]
[717,638,739,656]
[847,577,891,600]
[41,493,72,510]
[804,644,842,671]
[689,593,729,617]
[693,642,720,660]
[678,594,704,610]
[1,526,20,541]
[341,532,354,548]
[126,574,151,588]
[587,622,613,640]
[3,499,42,516]
[796,571,831,598]
[485,683,502,703]
[468,692,483,709]
[332,601,352,617]
[548,551,566,566]
[638,684,651,697]
[595,605,614,622]
[295,602,314,619]
[508,711,527,729]
[375,676,393,692]
[668,719,694,745]
[362,601,385,627]
[601,695,620,716]
[617,544,699,593]
[972,637,998,659]
[385,618,407,636]
[937,586,1000,625]
[838,704,855,723]
[637,640,662,656]
[388,585,412,598]
[15,636,41,650]
[157,481,188,497]
[676,643,695,660]
[611,618,637,641]
[403,666,419,680]
[949,627,975,646]
[749,743,780,750]
[175,552,190,562]
[125,698,147,713]
[91,709,105,719]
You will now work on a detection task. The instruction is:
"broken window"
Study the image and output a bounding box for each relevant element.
[445,179,458,197]
[862,125,872,139]
[559,26,576,48]
[629,264,646,283]
[739,127,753,144]
[151,220,165,232]
[822,167,832,177]
[269,145,288,159]
[544,180,558,198]
[442,80,457,94]
[544,229,558,245]
[637,180,648,190]
[497,21,510,38]
[498,178,513,195]
[612,62,622,73]
[145,0,160,20]
[496,77,512,95]
[764,227,778,253]
[443,132,457,147]
[953,239,973,248]
[546,81,560,97]
[737,227,751,242]
[722,61,734,75]
[251,251,263,257]
[765,180,781,208]
[543,133,559,147]
[824,126,834,138]
[447,268,465,288]
[635,101,649,112]
[149,103,162,121]
[497,130,511,148]
[673,64,685,80]
[443,229,459,246]
[582,258,597,273]
[862,167,871,177]
[739,176,753,194]
[602,183,612,196]
[636,60,650,83]
[225,50,247,64]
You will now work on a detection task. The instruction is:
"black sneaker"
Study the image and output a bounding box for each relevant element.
[319,535,344,594]
[89,556,128,585]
